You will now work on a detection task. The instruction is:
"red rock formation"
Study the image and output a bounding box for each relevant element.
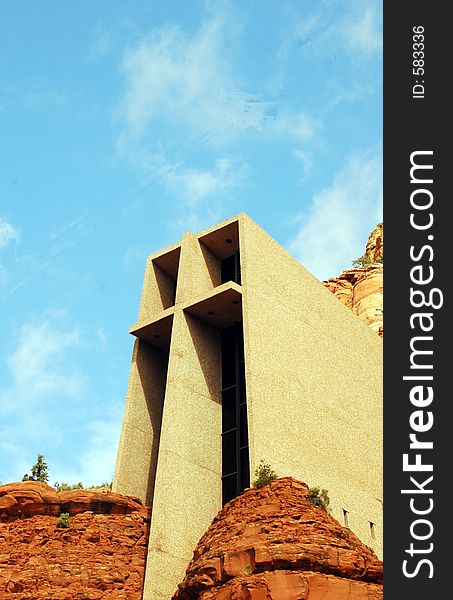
[0,482,150,599]
[364,223,383,264]
[173,477,383,599]
[324,224,383,337]
[0,481,147,521]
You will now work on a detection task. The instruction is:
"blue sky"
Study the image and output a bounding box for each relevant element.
[0,0,382,486]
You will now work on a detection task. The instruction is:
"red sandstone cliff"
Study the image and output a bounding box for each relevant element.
[0,479,383,600]
[174,477,383,600]
[324,223,383,337]
[0,482,150,599]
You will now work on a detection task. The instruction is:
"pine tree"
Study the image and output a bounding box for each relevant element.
[22,454,49,483]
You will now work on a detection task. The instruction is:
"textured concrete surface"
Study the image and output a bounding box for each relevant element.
[239,215,382,557]
[141,309,223,600]
[113,213,383,598]
[113,340,168,507]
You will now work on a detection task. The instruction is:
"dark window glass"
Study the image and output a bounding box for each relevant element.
[222,388,236,432]
[240,447,250,489]
[221,323,249,505]
[222,473,237,506]
[239,404,248,447]
[221,327,236,388]
[222,326,235,345]
[239,362,246,398]
[222,356,235,388]
[222,429,237,475]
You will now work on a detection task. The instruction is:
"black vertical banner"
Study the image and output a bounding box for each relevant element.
[384,2,450,598]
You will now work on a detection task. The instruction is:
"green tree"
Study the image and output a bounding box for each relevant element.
[22,454,49,483]
[57,513,70,528]
[252,460,277,488]
[352,254,383,268]
[308,486,330,511]
[54,482,84,492]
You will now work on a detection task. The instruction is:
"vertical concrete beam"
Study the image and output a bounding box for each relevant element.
[239,214,383,556]
[142,308,222,600]
[138,258,168,322]
[113,339,168,507]
[175,232,221,305]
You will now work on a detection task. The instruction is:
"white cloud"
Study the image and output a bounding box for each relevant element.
[293,1,382,60]
[0,315,87,483]
[0,319,84,413]
[50,406,123,487]
[76,412,122,486]
[118,13,247,144]
[114,6,320,233]
[0,217,20,293]
[117,8,317,150]
[6,319,84,401]
[0,314,122,485]
[341,6,382,56]
[0,218,20,249]
[125,150,245,231]
[289,151,382,280]
[151,155,243,205]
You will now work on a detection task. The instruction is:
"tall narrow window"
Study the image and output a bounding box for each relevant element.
[369,521,376,540]
[221,252,241,285]
[221,323,249,504]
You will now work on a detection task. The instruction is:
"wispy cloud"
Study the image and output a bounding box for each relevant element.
[118,15,316,149]
[289,151,382,280]
[118,10,255,145]
[74,411,122,486]
[0,217,20,290]
[0,313,122,485]
[2,317,84,409]
[0,315,83,481]
[292,0,382,60]
[0,217,20,249]
[340,5,382,56]
[139,153,245,205]
[115,4,320,230]
[123,148,247,231]
[50,404,123,487]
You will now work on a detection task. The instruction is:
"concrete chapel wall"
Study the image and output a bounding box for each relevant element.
[239,214,383,557]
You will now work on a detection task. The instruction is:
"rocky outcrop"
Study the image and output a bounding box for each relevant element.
[324,224,383,337]
[173,477,383,599]
[324,266,383,336]
[364,223,383,264]
[0,481,147,521]
[0,482,150,599]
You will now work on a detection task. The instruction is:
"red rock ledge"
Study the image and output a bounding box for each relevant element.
[0,482,150,599]
[0,481,148,521]
[173,477,383,600]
